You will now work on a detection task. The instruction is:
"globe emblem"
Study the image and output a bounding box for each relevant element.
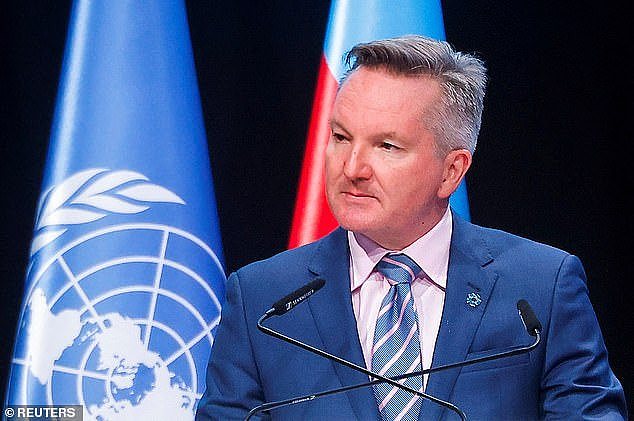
[8,169,225,420]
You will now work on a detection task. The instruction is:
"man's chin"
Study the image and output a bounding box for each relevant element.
[335,215,382,238]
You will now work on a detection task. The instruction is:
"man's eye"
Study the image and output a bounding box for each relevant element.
[381,142,399,151]
[332,132,347,142]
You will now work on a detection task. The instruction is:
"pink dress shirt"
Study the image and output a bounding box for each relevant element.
[348,207,452,388]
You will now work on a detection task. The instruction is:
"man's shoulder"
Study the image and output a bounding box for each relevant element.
[454,217,589,316]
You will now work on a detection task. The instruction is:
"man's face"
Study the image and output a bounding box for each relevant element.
[325,67,454,250]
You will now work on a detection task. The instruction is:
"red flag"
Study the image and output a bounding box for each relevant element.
[288,57,339,248]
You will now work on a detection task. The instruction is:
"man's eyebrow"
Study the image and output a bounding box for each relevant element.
[329,121,401,142]
[376,131,397,139]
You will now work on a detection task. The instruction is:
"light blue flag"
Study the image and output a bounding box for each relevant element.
[5,1,226,418]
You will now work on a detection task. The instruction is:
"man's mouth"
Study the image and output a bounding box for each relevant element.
[342,190,375,199]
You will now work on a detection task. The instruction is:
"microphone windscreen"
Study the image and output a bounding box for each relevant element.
[271,278,326,315]
[517,299,542,336]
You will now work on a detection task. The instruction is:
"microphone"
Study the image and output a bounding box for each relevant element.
[248,295,542,420]
[247,280,467,421]
[268,278,325,316]
[517,299,542,336]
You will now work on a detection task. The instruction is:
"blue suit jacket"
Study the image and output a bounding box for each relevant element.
[197,214,626,420]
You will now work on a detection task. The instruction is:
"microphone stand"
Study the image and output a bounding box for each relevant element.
[246,330,540,420]
[245,310,467,421]
[247,306,541,421]
[245,284,541,421]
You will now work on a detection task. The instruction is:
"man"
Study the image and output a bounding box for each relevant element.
[197,36,626,420]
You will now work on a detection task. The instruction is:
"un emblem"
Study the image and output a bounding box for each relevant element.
[9,169,225,420]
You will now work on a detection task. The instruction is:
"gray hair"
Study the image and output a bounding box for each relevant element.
[343,35,487,155]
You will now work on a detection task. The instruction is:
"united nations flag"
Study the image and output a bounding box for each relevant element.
[4,2,226,420]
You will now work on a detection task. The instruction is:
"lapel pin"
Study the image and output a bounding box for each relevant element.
[466,292,482,308]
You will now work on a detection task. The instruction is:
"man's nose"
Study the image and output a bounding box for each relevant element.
[343,146,372,181]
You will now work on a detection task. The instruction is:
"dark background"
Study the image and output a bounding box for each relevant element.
[1,0,630,409]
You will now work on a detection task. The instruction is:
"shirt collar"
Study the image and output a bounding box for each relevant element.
[348,207,453,291]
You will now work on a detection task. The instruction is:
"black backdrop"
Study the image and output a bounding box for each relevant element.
[1,1,630,409]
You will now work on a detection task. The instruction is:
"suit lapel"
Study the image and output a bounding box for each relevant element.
[307,228,380,421]
[420,214,498,420]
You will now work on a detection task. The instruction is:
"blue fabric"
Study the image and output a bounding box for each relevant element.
[196,211,627,420]
[5,1,225,414]
[323,0,445,81]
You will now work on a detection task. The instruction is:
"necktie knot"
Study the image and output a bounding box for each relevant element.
[375,253,421,285]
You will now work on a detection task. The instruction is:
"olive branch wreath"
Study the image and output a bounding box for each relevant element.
[30,168,185,256]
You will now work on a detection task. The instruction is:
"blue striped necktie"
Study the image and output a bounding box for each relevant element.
[372,253,423,421]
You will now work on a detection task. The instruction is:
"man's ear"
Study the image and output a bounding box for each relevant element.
[437,149,472,199]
